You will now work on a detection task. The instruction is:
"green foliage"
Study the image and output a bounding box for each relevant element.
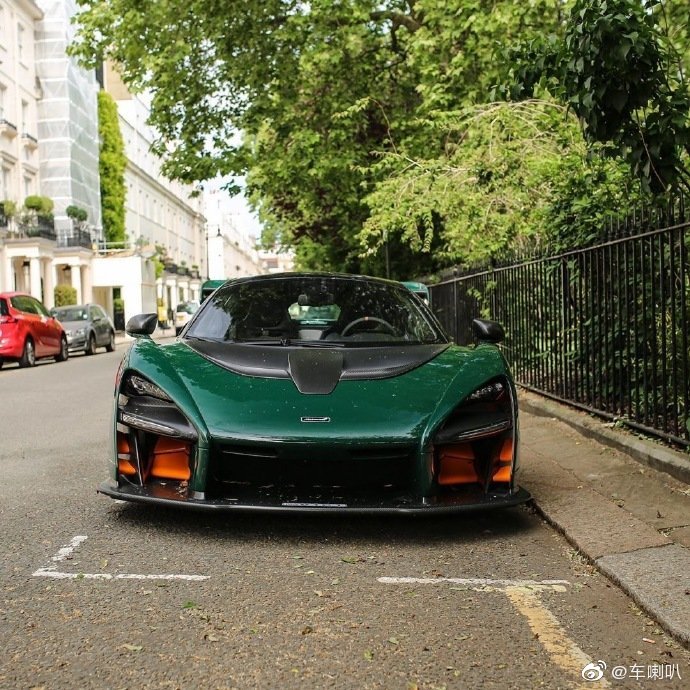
[501,0,690,194]
[24,195,53,214]
[22,195,54,223]
[540,150,647,250]
[113,297,125,312]
[97,90,126,244]
[0,200,16,218]
[71,0,687,269]
[54,284,77,307]
[66,205,89,222]
[361,101,579,265]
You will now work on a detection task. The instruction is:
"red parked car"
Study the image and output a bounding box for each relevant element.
[0,292,68,368]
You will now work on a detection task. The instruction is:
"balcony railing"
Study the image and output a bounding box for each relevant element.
[58,228,92,249]
[14,219,57,241]
[22,132,38,150]
[0,118,18,138]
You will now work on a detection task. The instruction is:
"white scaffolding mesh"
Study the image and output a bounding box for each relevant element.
[35,1,102,238]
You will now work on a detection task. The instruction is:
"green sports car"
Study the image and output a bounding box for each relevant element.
[101,273,529,513]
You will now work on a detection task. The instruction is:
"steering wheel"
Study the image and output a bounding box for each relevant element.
[341,316,397,337]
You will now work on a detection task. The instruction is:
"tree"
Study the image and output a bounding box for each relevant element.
[499,0,690,193]
[66,205,89,223]
[97,90,127,243]
[72,1,686,270]
[71,1,564,271]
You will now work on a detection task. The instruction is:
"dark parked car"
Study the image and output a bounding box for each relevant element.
[0,292,68,368]
[100,272,528,514]
[51,303,116,355]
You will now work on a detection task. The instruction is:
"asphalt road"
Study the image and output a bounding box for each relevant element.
[1,345,688,689]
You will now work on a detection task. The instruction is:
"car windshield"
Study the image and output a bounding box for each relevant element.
[185,275,447,346]
[53,307,87,321]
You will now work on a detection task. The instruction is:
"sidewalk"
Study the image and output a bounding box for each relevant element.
[519,390,690,648]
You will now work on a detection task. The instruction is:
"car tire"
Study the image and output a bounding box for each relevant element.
[105,330,115,352]
[0,361,4,370]
[19,338,36,368]
[85,333,96,356]
[55,336,69,362]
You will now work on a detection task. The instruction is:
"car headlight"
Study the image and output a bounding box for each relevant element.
[433,377,516,491]
[125,374,172,401]
[116,373,196,485]
[75,328,86,337]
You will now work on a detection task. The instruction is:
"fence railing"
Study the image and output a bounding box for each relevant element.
[15,219,57,241]
[430,200,690,447]
[58,228,93,249]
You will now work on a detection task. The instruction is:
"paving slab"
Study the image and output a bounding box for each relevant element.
[588,472,690,530]
[522,417,636,479]
[665,526,690,549]
[596,544,690,647]
[519,391,690,484]
[521,452,671,560]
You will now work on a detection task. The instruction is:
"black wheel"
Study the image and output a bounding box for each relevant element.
[85,333,96,356]
[55,336,69,362]
[105,331,115,352]
[19,338,36,368]
[0,361,4,370]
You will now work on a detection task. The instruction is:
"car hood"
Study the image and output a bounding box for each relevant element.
[125,339,509,445]
[59,320,90,330]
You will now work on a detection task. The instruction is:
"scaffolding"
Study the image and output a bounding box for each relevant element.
[34,1,102,242]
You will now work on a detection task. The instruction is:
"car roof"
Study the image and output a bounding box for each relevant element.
[217,272,407,290]
[0,291,33,298]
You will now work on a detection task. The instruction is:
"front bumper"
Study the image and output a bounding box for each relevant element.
[66,335,87,351]
[98,479,530,514]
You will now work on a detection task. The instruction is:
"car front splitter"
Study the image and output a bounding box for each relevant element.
[98,480,531,515]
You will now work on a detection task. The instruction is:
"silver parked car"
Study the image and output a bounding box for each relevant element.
[51,303,116,355]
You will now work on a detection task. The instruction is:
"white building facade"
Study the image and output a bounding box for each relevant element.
[204,177,262,281]
[0,3,208,327]
[97,61,206,324]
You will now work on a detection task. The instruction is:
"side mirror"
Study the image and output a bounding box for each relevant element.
[125,313,158,338]
[471,318,505,344]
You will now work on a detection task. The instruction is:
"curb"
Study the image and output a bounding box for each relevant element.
[519,390,690,485]
[519,392,690,649]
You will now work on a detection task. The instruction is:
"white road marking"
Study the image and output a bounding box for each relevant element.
[380,576,610,688]
[378,576,569,591]
[50,535,88,562]
[33,569,209,581]
[32,535,209,582]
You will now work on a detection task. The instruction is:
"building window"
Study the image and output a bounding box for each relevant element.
[17,24,25,63]
[1,167,11,200]
[21,101,28,134]
[0,85,6,120]
[24,175,32,197]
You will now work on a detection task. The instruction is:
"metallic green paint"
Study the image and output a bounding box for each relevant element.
[114,337,515,498]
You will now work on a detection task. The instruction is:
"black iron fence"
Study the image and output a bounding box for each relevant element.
[430,198,690,447]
